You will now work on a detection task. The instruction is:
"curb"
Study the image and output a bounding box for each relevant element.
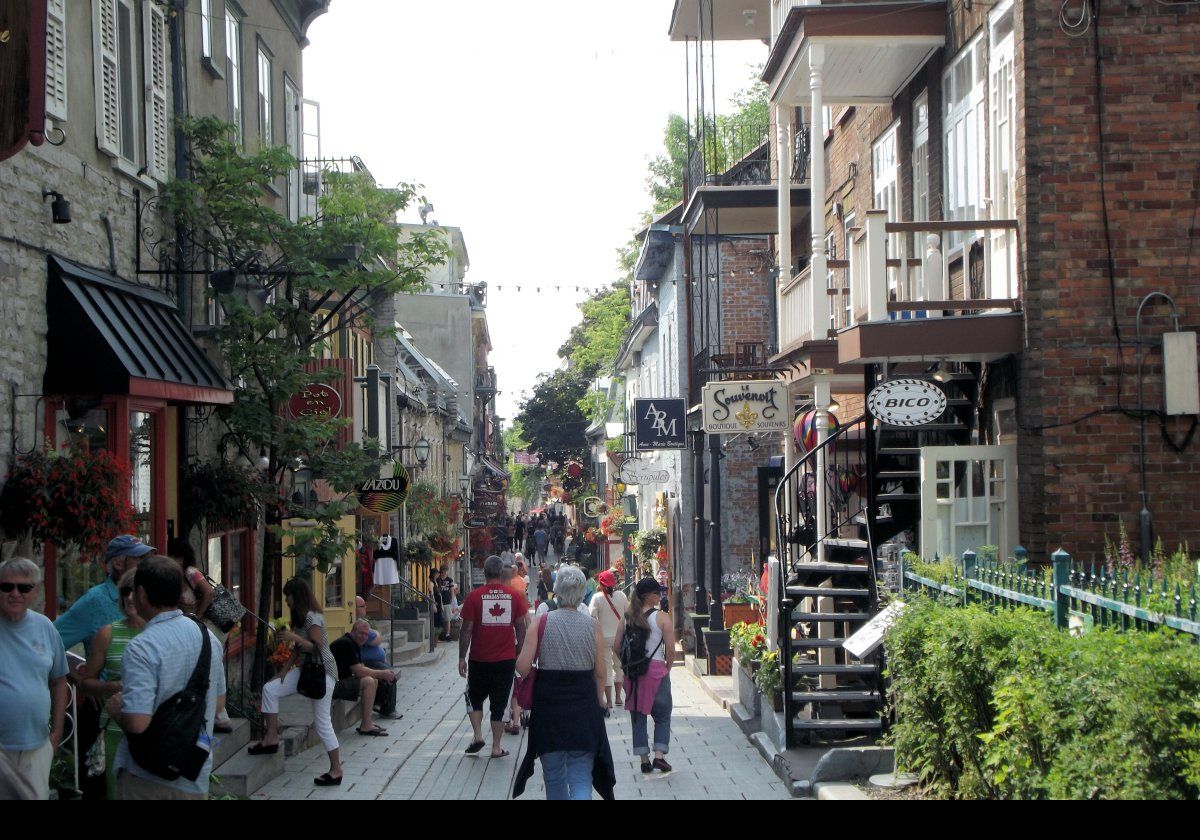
[814,782,871,801]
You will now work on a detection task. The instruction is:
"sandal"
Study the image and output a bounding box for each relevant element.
[313,773,342,786]
[247,742,278,755]
[356,726,388,737]
[489,749,510,759]
[464,740,486,754]
[504,723,520,735]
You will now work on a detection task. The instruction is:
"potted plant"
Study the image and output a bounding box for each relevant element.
[729,620,768,714]
[755,648,784,713]
[720,572,763,629]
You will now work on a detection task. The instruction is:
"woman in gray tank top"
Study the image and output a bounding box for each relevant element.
[513,566,616,800]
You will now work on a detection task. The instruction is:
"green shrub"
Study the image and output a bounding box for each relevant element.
[886,597,1200,799]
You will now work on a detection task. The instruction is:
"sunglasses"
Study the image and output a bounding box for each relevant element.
[0,582,35,594]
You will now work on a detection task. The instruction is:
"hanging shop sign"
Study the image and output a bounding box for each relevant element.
[634,398,688,450]
[619,458,670,486]
[463,515,490,529]
[356,463,410,513]
[580,496,603,518]
[289,382,343,420]
[702,380,788,434]
[867,378,948,427]
[512,451,539,466]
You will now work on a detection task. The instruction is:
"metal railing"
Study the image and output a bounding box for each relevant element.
[901,550,1200,640]
[685,114,772,201]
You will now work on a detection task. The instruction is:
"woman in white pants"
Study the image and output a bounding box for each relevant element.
[247,578,343,786]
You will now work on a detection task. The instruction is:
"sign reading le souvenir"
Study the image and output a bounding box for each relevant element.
[867,378,948,427]
[702,380,788,434]
[634,398,687,450]
[289,382,342,420]
[357,463,410,513]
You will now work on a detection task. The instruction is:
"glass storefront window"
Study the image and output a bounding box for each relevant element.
[207,535,225,586]
[129,411,154,544]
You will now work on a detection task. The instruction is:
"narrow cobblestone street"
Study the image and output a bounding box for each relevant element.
[251,641,790,801]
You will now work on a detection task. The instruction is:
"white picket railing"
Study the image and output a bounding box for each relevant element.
[857,212,1021,322]
[778,265,813,351]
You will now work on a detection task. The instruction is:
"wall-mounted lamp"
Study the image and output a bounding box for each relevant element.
[394,436,431,468]
[42,190,71,224]
[827,397,841,413]
[930,361,952,383]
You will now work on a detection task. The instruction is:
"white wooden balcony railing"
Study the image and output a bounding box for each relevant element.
[777,258,852,352]
[770,0,811,44]
[854,210,1021,323]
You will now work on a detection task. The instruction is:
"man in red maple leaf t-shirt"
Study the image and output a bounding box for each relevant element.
[458,555,529,758]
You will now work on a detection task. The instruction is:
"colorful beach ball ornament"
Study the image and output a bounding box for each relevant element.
[794,409,840,454]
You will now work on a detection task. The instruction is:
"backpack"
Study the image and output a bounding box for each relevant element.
[620,608,662,679]
[127,616,212,782]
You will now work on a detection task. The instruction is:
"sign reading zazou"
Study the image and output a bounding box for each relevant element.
[702,380,789,434]
[634,398,687,450]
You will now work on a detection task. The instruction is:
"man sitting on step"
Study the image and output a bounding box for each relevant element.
[330,620,400,736]
[353,596,389,670]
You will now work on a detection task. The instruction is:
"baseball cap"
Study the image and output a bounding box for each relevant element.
[635,577,661,599]
[597,569,617,588]
[104,535,155,562]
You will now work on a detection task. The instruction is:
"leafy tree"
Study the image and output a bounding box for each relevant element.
[556,282,631,381]
[647,113,690,213]
[514,368,590,464]
[161,117,446,690]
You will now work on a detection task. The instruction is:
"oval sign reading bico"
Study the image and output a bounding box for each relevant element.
[867,378,948,427]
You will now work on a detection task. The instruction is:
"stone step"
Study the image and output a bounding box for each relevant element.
[792,690,881,705]
[795,718,883,733]
[211,747,283,798]
[392,640,426,665]
[278,695,363,756]
[212,718,251,769]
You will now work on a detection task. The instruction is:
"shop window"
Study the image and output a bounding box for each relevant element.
[129,410,154,545]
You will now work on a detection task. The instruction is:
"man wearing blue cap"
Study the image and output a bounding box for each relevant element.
[56,535,155,654]
[53,534,153,797]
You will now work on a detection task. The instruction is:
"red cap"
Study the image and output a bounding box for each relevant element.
[597,569,617,588]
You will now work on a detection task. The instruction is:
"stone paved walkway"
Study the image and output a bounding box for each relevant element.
[251,640,790,800]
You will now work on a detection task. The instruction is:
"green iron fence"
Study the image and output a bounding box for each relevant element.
[901,549,1199,640]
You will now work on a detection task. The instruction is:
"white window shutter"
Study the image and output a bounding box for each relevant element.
[46,0,68,120]
[143,1,169,181]
[93,0,120,155]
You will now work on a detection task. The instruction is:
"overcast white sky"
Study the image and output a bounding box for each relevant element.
[303,2,768,423]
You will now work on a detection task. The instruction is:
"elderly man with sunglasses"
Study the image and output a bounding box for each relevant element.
[0,557,69,800]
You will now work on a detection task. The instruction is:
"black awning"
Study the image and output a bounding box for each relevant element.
[44,256,233,404]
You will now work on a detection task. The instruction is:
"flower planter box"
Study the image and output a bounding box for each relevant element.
[722,603,761,630]
[703,629,733,676]
[736,662,761,718]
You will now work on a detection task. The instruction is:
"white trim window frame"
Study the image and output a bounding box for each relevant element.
[942,35,985,252]
[920,444,1018,564]
[842,211,856,328]
[94,0,141,164]
[912,90,930,227]
[200,0,213,59]
[225,3,244,145]
[143,0,169,182]
[283,75,302,220]
[988,1,1018,299]
[46,0,68,121]
[257,39,274,147]
[872,121,902,299]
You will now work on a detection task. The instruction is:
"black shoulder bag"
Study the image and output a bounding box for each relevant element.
[127,616,212,782]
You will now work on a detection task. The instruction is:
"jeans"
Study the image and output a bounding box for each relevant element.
[540,750,593,800]
[630,672,672,756]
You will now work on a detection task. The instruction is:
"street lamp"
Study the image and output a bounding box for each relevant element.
[459,474,471,494]
[394,436,431,468]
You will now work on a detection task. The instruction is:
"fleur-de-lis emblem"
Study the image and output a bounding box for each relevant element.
[736,402,758,430]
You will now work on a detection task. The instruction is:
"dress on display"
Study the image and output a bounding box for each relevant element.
[374,535,400,585]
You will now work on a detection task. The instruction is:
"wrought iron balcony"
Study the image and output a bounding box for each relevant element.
[684,113,772,202]
[475,366,497,397]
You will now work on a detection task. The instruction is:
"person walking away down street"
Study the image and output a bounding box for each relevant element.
[0,557,69,800]
[248,577,343,786]
[105,556,226,800]
[501,556,524,735]
[78,568,145,799]
[588,569,628,711]
[437,565,459,642]
[55,533,154,795]
[458,554,528,758]
[533,523,549,565]
[168,538,233,733]
[617,577,675,773]
[330,620,398,736]
[513,565,615,800]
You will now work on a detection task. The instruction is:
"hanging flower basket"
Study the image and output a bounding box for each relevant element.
[182,460,262,532]
[1,445,137,560]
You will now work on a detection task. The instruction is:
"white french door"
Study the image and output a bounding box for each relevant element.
[920,445,1017,563]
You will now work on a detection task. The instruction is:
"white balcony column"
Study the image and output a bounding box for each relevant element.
[809,45,829,339]
[813,379,831,564]
[866,209,888,321]
[924,233,944,318]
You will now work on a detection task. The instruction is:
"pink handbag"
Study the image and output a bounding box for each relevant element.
[513,614,547,708]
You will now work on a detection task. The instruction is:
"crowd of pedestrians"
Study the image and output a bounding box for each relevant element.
[2,509,678,801]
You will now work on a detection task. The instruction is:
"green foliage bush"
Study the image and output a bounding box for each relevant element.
[886,598,1200,799]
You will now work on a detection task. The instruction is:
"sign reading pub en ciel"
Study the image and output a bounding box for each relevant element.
[702,380,789,434]
[866,378,948,427]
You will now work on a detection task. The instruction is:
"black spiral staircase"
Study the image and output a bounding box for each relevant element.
[772,367,978,748]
